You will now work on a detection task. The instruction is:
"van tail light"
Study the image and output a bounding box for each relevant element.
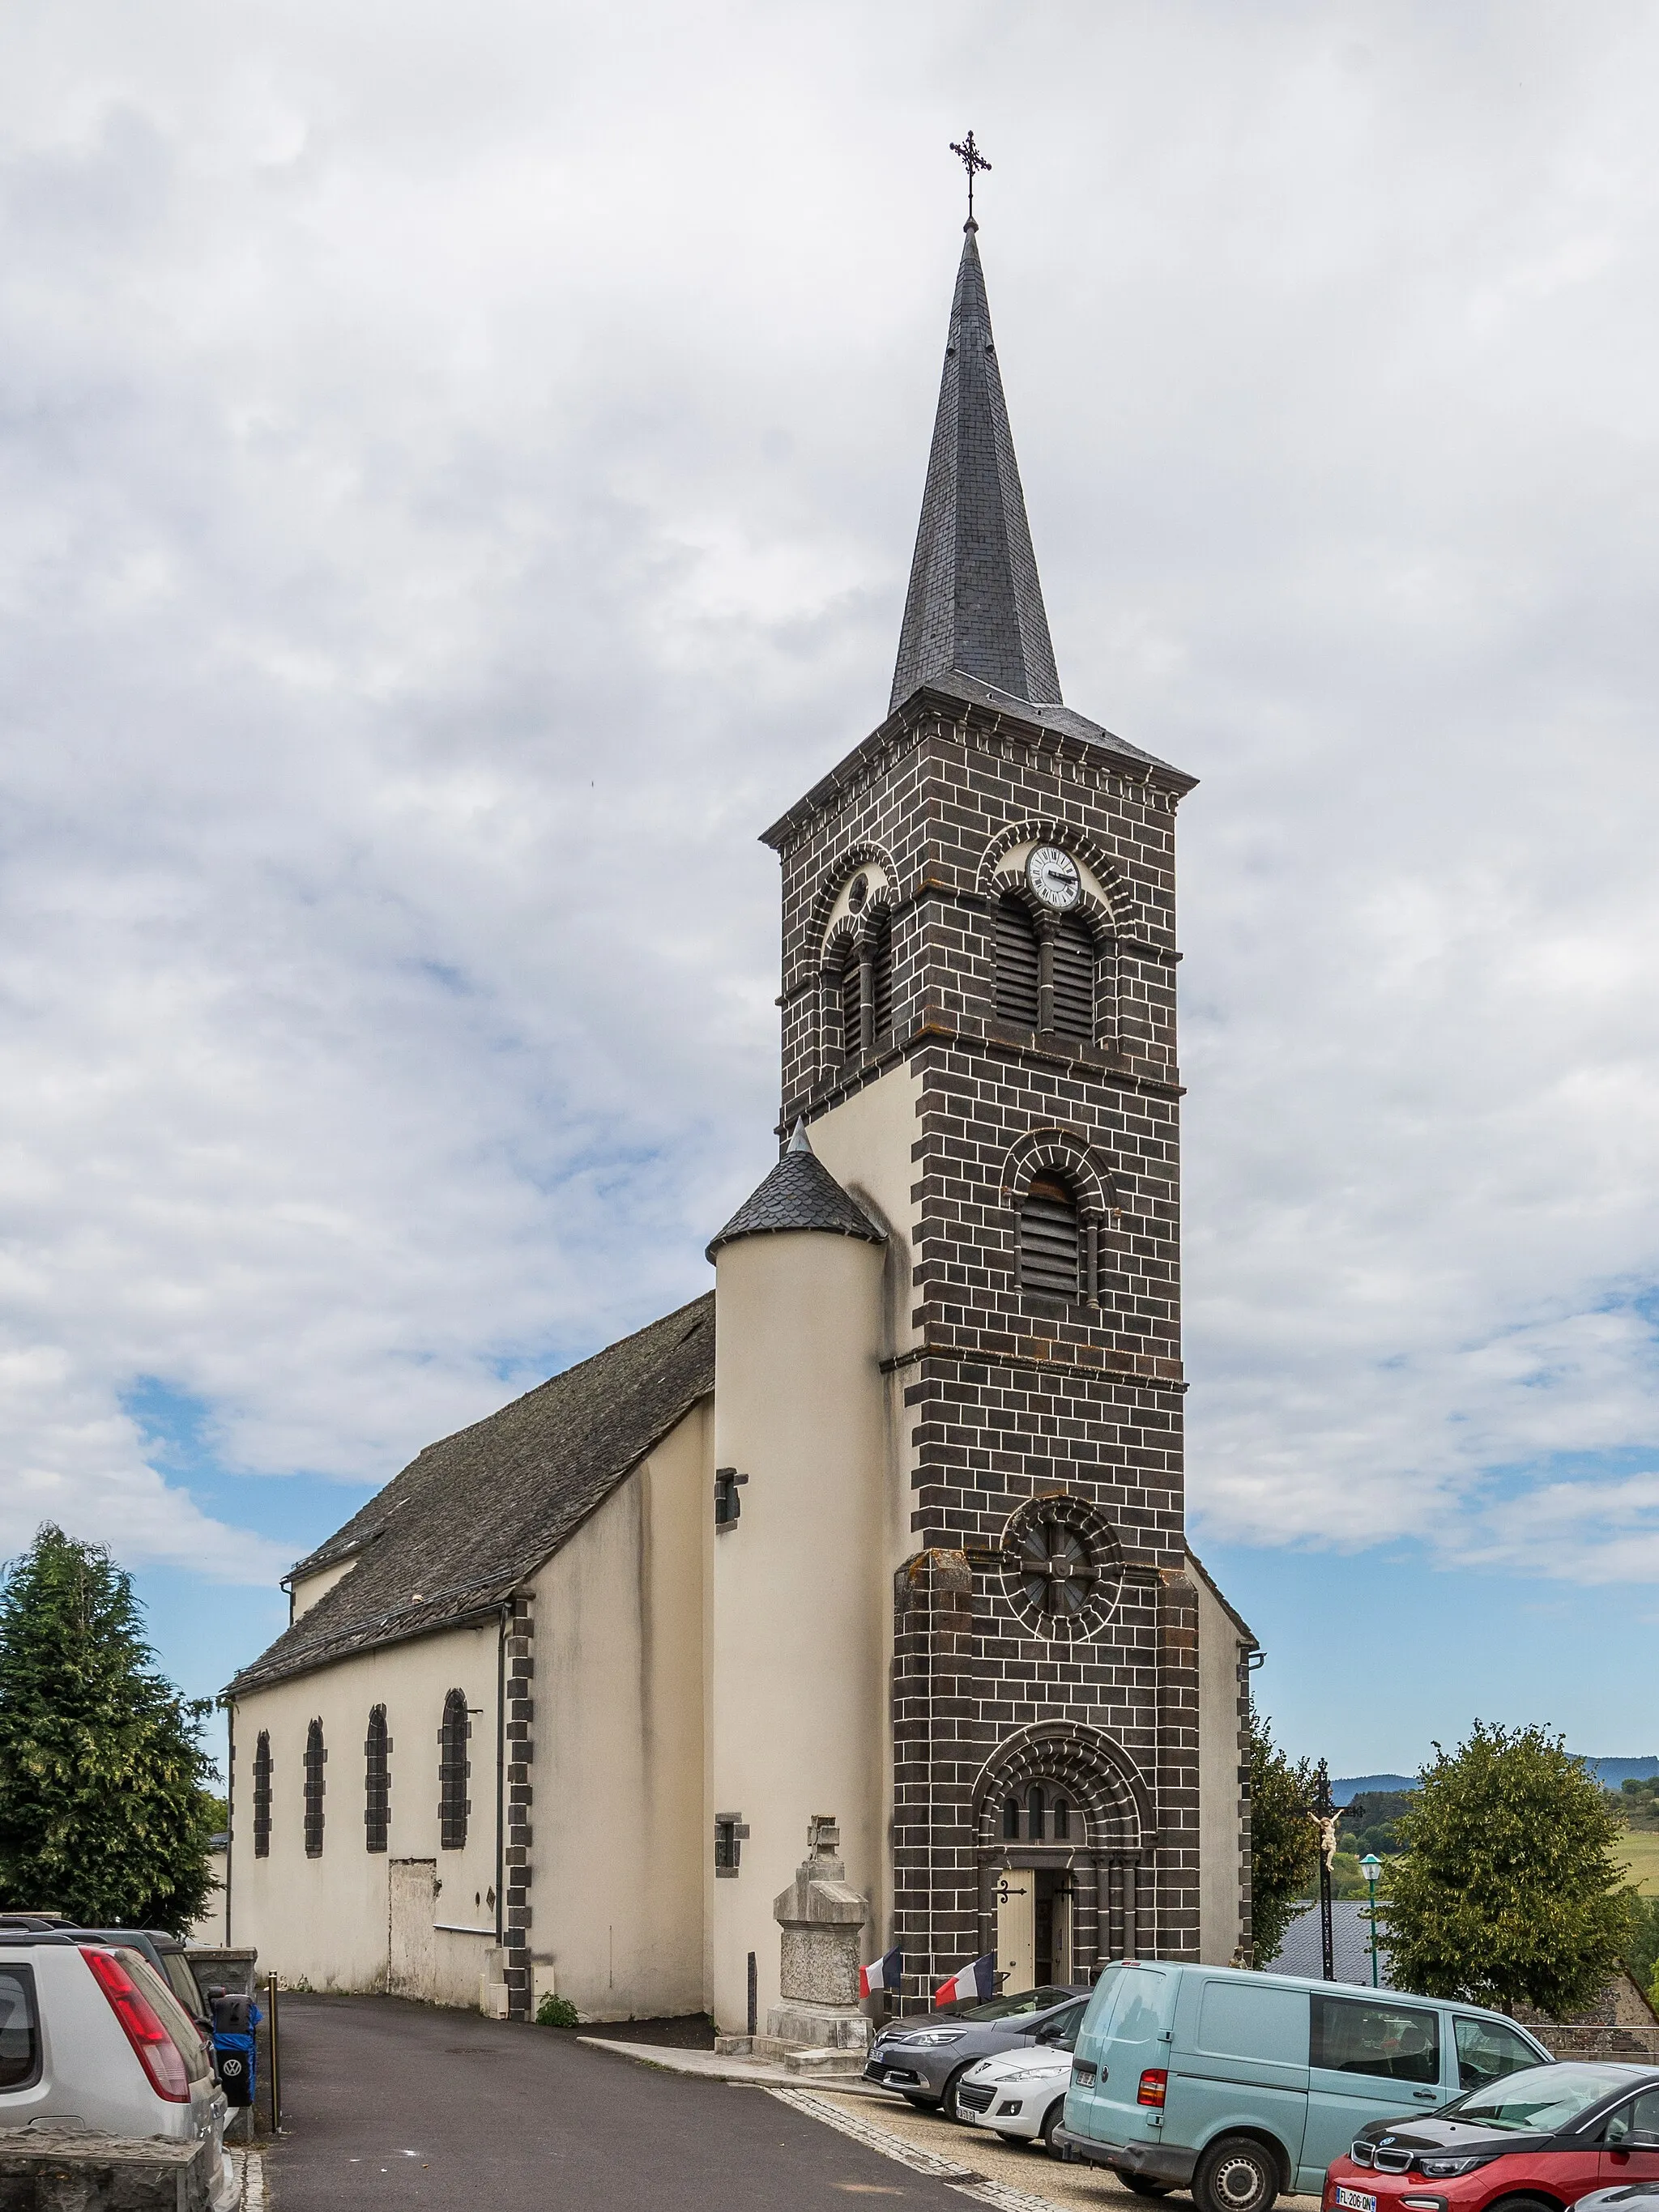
[83,1948,191,2103]
[1137,2068,1167,2108]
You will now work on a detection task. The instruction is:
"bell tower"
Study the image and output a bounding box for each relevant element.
[758,208,1251,2001]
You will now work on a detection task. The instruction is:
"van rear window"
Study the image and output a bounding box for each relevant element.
[1113,1968,1168,2041]
[1311,1994,1439,2085]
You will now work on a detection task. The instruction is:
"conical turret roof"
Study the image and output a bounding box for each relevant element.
[706,1121,886,1261]
[889,223,1061,714]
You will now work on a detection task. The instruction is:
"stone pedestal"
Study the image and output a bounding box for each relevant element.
[766,1815,872,2053]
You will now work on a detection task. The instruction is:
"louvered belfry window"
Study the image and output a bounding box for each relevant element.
[838,953,862,1062]
[868,914,893,1038]
[439,1689,470,1850]
[365,1705,390,1853]
[1020,1173,1081,1297]
[253,1731,272,1858]
[303,1719,326,1858]
[1051,915,1096,1042]
[995,897,1041,1027]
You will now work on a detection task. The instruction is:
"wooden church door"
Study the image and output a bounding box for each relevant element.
[995,1870,1035,1993]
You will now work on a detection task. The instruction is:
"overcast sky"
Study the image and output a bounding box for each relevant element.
[6,1,1659,1775]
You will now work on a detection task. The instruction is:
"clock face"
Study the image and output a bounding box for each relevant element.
[1026,846,1081,911]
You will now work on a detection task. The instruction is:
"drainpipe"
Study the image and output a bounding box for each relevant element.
[224,1700,236,1948]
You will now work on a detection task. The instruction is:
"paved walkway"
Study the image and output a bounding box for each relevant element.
[268,1993,1043,2210]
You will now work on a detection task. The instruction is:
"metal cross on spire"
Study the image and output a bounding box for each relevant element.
[949,129,992,224]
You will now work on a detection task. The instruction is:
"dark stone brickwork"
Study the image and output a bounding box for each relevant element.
[502,1596,535,2020]
[764,681,1215,1997]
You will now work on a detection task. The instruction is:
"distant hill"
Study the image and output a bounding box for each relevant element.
[1333,1775,1417,1804]
[1332,1757,1659,1805]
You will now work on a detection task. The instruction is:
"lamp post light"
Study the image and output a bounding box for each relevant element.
[1360,1855,1383,1988]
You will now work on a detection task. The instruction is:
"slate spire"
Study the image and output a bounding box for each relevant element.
[889,222,1062,714]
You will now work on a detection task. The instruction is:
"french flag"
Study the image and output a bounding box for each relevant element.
[933,1954,996,2007]
[860,1945,902,1999]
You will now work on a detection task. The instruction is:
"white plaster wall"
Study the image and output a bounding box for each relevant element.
[289,1557,359,1622]
[710,1227,887,2036]
[228,1619,502,2000]
[531,1401,710,2022]
[1193,1566,1247,1967]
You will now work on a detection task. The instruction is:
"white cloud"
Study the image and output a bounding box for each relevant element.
[2,2,1659,1613]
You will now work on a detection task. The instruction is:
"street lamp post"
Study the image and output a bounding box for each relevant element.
[1360,1854,1382,1987]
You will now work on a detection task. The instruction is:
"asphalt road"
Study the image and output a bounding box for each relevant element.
[267,1993,986,2211]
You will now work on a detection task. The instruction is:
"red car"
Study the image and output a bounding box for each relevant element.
[1326,2064,1659,2212]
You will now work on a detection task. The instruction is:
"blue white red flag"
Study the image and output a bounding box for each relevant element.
[859,1945,902,1999]
[932,1954,996,2006]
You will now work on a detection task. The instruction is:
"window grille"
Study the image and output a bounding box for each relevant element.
[995,898,1040,1028]
[869,914,893,1038]
[302,1719,326,1858]
[1051,916,1096,1041]
[1019,1173,1081,1297]
[438,1690,470,1850]
[714,1467,747,1527]
[365,1705,390,1853]
[253,1732,272,1858]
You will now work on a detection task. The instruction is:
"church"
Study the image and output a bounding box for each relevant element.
[223,206,1258,2035]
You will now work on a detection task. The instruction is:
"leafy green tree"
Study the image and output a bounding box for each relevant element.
[0,1525,219,1932]
[1380,1721,1638,2015]
[1624,1893,1659,1994]
[1247,1703,1317,1966]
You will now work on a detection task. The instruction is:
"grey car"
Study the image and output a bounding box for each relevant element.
[864,1986,1091,2121]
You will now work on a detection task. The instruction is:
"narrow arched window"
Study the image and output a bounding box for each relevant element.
[838,951,862,1063]
[253,1731,272,1859]
[1019,1174,1081,1298]
[303,1719,326,1858]
[1026,1783,1047,1841]
[365,1706,390,1853]
[995,897,1040,1028]
[868,913,893,1039]
[439,1689,470,1850]
[1051,915,1096,1042]
[1053,1796,1072,1842]
[1003,1796,1020,1840]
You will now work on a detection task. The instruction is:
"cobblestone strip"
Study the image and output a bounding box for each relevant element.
[232,2146,267,2210]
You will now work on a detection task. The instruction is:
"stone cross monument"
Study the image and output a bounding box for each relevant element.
[768,1815,871,2052]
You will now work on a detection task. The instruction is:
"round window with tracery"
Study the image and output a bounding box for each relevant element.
[1000,1494,1122,1639]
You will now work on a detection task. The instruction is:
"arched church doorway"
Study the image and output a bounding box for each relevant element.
[973,1724,1153,1986]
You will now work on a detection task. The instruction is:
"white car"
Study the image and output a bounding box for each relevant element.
[0,1930,236,2210]
[955,2038,1074,2154]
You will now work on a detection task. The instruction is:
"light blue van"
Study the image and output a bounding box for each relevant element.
[1056,1962,1551,2212]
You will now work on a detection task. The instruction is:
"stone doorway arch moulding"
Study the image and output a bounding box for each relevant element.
[970,1721,1158,1978]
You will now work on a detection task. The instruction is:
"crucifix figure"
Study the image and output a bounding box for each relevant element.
[949,130,992,224]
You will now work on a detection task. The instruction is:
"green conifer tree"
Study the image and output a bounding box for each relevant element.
[1381,1721,1638,2015]
[1247,1703,1317,1966]
[0,1524,218,1931]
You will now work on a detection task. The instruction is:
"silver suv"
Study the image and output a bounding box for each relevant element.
[865,1984,1091,2120]
[0,1929,235,2209]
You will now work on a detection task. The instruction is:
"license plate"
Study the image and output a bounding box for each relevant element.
[1336,2189,1376,2210]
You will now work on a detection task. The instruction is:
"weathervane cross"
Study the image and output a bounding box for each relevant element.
[949,129,992,223]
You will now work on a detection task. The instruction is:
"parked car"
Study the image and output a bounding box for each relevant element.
[1057,1961,1552,2212]
[864,1986,1090,2120]
[0,1918,213,2050]
[1327,2061,1659,2212]
[0,1929,236,2210]
[957,1997,1084,2154]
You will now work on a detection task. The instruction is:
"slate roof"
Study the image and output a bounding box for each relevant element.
[224,1293,715,1696]
[890,223,1062,713]
[1265,1899,1393,1989]
[706,1123,885,1260]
